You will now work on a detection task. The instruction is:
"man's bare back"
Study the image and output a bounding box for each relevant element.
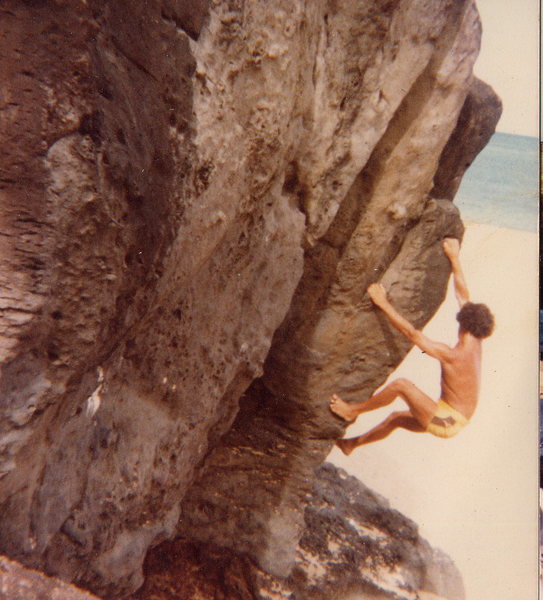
[329,238,494,454]
[438,334,482,420]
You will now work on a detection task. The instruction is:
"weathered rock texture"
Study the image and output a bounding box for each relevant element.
[0,0,501,598]
[131,464,465,600]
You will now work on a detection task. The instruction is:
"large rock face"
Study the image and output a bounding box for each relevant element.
[177,199,464,577]
[0,0,501,597]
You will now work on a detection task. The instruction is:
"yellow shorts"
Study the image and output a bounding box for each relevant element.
[426,400,469,439]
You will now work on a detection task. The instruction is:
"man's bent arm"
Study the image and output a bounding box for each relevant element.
[368,284,451,360]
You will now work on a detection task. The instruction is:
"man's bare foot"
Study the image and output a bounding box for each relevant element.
[336,437,357,456]
[329,394,358,422]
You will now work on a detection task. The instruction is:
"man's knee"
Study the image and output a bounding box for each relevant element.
[385,410,406,424]
[391,378,412,392]
[387,411,424,431]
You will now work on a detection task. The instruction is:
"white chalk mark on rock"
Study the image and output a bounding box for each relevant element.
[86,366,104,417]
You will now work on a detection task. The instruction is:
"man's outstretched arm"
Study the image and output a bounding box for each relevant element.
[443,238,469,307]
[367,283,451,360]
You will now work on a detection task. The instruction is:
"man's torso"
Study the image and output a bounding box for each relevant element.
[439,334,482,419]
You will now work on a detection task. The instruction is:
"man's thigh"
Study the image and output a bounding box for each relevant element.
[397,380,437,428]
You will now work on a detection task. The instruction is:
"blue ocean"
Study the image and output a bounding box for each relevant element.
[454,131,539,233]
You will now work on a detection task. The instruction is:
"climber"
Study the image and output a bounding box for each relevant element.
[329,238,494,455]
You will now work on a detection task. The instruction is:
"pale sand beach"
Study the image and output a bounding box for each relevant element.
[328,223,539,599]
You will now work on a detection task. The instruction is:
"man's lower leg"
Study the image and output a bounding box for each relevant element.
[336,412,424,455]
[337,418,397,455]
[330,382,401,422]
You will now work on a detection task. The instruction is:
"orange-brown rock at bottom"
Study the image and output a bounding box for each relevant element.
[0,556,101,600]
[129,539,256,600]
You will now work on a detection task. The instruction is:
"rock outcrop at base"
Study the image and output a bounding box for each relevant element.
[131,464,464,600]
[0,555,100,600]
[0,0,501,597]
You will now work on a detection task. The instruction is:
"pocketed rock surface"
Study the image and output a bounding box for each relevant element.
[0,0,500,597]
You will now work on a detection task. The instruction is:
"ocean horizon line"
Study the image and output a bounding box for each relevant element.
[455,129,538,233]
[461,219,538,233]
[494,130,539,141]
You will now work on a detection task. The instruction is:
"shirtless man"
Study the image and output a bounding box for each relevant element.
[330,238,494,455]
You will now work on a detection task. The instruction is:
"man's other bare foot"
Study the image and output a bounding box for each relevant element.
[336,438,357,456]
[329,394,357,422]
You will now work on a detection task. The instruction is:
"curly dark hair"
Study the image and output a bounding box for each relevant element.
[456,302,495,339]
